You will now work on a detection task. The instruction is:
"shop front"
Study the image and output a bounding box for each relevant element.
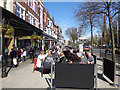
[1,7,43,53]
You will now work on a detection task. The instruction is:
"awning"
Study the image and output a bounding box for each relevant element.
[43,32,58,42]
[18,36,31,40]
[1,6,43,37]
[1,6,58,42]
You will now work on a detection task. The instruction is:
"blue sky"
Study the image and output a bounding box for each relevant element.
[44,2,91,41]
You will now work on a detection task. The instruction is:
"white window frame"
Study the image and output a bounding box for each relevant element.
[16,2,25,20]
[34,18,38,28]
[39,4,43,30]
[28,12,34,25]
[34,1,38,13]
[28,0,33,9]
[44,13,46,23]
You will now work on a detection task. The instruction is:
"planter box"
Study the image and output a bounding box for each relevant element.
[103,58,115,83]
[55,63,94,89]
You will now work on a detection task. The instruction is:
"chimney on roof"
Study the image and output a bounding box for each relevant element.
[52,16,54,23]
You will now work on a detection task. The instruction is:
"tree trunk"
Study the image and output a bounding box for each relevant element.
[90,17,93,54]
[109,18,115,62]
[108,11,115,62]
[73,40,75,48]
[91,25,93,54]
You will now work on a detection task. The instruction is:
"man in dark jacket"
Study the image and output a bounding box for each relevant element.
[10,48,17,67]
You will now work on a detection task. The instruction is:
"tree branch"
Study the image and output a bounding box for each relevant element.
[111,11,119,19]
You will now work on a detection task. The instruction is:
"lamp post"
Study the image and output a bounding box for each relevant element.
[1,18,7,78]
[1,0,7,78]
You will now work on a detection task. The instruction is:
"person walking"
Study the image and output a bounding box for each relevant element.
[30,47,35,63]
[4,47,9,66]
[17,48,22,63]
[23,48,27,62]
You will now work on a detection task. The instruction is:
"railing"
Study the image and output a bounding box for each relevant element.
[100,50,120,64]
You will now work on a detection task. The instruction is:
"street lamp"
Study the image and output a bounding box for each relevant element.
[1,18,7,78]
[1,0,7,78]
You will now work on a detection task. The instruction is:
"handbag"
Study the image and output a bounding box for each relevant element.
[13,58,17,65]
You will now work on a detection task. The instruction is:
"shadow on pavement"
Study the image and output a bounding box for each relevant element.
[6,65,13,76]
[97,73,110,84]
[116,74,120,77]
[97,64,102,67]
[97,58,102,61]
[45,78,55,88]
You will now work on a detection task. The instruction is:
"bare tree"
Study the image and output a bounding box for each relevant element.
[92,1,119,62]
[66,27,78,48]
[74,2,101,54]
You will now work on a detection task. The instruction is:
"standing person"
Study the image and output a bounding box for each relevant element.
[4,47,9,66]
[10,48,17,67]
[31,47,35,63]
[17,48,22,63]
[30,47,32,59]
[35,48,39,58]
[23,48,27,62]
[20,48,23,58]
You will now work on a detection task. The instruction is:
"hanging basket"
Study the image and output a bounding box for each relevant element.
[39,38,43,41]
[31,36,37,40]
[5,30,11,35]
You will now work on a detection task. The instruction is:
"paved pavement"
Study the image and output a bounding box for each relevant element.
[1,59,50,88]
[93,49,120,88]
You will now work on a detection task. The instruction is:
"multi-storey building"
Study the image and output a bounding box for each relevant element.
[56,26,64,46]
[0,0,60,52]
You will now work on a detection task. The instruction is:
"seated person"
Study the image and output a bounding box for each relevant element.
[71,53,81,62]
[80,52,88,64]
[36,50,49,68]
[85,52,94,64]
[57,52,66,63]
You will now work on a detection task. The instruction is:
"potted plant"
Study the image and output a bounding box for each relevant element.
[1,24,14,34]
[31,34,38,40]
[5,28,14,35]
